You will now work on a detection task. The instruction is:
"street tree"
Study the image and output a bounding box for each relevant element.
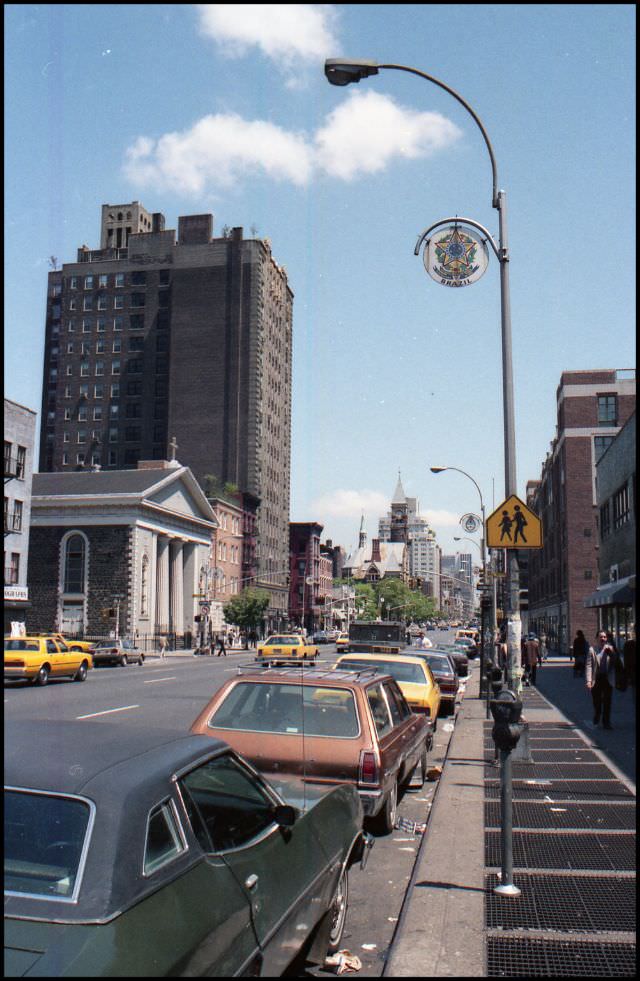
[223,589,270,648]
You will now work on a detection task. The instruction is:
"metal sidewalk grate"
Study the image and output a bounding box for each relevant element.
[485,831,636,871]
[483,748,602,763]
[485,779,634,801]
[485,800,637,830]
[485,872,637,933]
[487,936,636,976]
[484,762,615,780]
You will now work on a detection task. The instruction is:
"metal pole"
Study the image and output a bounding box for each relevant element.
[497,190,521,691]
[494,748,520,895]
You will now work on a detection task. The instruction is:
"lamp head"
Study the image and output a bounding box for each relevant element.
[324,58,379,86]
[430,466,446,474]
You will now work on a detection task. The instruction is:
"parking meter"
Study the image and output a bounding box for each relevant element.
[489,664,504,697]
[490,689,523,752]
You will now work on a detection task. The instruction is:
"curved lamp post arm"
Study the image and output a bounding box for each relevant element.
[415,216,501,261]
[378,63,500,208]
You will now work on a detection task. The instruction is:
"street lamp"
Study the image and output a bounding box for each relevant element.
[326,60,520,690]
[326,58,521,897]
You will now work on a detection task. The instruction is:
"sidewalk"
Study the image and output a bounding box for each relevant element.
[385,664,636,977]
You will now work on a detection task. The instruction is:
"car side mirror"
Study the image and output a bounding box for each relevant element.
[273,805,297,828]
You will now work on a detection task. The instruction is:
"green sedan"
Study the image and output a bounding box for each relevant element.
[4,720,372,977]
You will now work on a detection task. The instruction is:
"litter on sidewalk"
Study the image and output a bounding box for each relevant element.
[395,816,427,835]
[426,765,442,781]
[325,950,362,974]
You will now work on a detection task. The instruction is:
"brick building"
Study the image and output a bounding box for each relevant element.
[289,522,329,634]
[4,399,37,633]
[527,369,635,653]
[39,203,292,629]
[584,412,636,647]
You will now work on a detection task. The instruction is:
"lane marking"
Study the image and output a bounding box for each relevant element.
[77,704,139,719]
[143,677,176,684]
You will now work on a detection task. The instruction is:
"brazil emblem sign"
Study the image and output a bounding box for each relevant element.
[424,224,489,287]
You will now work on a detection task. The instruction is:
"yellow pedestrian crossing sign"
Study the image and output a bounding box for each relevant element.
[486,495,543,549]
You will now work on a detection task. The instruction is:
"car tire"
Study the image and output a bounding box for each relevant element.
[137,656,144,666]
[374,780,398,834]
[119,655,127,667]
[34,664,50,687]
[74,662,88,683]
[418,743,428,786]
[327,865,349,954]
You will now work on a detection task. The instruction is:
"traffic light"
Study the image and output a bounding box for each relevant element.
[194,615,202,623]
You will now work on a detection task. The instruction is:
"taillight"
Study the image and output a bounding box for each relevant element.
[359,750,380,786]
[410,705,430,716]
[112,649,119,654]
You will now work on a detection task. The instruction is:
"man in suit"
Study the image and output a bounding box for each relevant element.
[585,630,618,729]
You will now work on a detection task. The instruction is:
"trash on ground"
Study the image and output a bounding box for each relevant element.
[427,766,442,781]
[395,816,426,835]
[325,950,362,974]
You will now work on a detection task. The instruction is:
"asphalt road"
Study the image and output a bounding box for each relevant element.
[4,629,468,977]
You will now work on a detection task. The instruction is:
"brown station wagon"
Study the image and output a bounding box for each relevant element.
[191,667,433,834]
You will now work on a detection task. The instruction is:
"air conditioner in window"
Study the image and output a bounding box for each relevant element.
[609,565,619,582]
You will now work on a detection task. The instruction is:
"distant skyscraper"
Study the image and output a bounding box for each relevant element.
[40,203,293,625]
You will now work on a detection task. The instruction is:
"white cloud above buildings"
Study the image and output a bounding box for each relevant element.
[124,92,461,194]
[195,3,339,64]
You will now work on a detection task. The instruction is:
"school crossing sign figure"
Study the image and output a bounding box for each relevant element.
[486,495,543,549]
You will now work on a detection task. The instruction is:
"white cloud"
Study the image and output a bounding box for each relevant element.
[196,4,338,63]
[123,113,314,194]
[423,509,463,528]
[124,92,461,196]
[311,488,389,520]
[315,90,462,181]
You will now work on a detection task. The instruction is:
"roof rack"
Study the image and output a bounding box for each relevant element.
[232,664,387,682]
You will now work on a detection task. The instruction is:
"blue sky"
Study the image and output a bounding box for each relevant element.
[5,4,636,559]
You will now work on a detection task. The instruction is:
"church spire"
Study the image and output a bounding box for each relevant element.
[358,514,367,550]
[392,470,406,505]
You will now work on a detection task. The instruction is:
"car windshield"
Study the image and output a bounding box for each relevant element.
[94,642,118,649]
[339,659,426,685]
[4,640,40,651]
[265,636,301,646]
[4,790,92,900]
[424,655,454,676]
[209,682,359,738]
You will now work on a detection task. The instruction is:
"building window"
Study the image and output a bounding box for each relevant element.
[115,273,125,288]
[97,317,106,333]
[131,293,146,308]
[597,394,617,427]
[69,276,78,290]
[108,450,118,466]
[130,314,144,330]
[112,339,122,353]
[84,276,94,290]
[62,532,87,595]
[67,319,75,332]
[599,501,611,539]
[80,362,89,377]
[612,483,630,530]
[131,271,146,286]
[594,435,615,462]
[99,274,108,288]
[114,316,123,331]
[110,383,120,398]
[62,452,69,466]
[83,296,93,312]
[79,384,89,398]
[67,342,74,354]
[109,427,118,443]
[97,294,107,310]
[112,360,121,375]
[114,295,124,309]
[82,318,92,333]
[95,361,104,376]
[93,406,102,421]
[77,431,86,444]
[78,406,87,422]
[96,340,105,354]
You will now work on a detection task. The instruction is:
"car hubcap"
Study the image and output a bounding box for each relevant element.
[329,868,348,947]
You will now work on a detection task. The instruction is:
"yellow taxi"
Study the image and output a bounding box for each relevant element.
[335,632,350,652]
[43,632,96,654]
[335,652,441,726]
[256,634,319,664]
[4,635,93,686]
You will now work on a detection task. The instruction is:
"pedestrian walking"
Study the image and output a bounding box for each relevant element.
[572,630,589,677]
[216,634,227,657]
[586,630,621,730]
[227,630,234,648]
[158,635,167,659]
[522,632,540,686]
[248,629,258,648]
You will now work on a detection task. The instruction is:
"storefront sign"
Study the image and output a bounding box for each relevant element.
[4,585,29,602]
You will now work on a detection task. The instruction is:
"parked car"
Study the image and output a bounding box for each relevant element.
[432,644,469,677]
[453,637,478,659]
[4,636,92,686]
[5,719,370,977]
[256,634,319,663]
[43,633,96,654]
[335,652,441,729]
[91,638,144,667]
[414,651,459,716]
[191,666,432,834]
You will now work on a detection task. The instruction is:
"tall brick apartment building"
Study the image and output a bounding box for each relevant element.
[526,369,636,653]
[39,203,292,626]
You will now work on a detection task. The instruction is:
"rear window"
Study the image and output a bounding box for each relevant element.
[209,682,359,738]
[5,640,40,652]
[339,659,426,685]
[264,636,301,645]
[4,790,92,901]
[425,655,454,676]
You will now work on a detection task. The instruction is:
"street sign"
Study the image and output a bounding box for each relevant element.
[200,604,210,615]
[486,495,542,549]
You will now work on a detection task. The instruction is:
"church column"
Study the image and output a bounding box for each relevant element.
[170,539,185,640]
[155,535,170,633]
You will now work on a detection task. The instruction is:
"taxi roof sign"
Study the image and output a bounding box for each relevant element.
[486,495,542,549]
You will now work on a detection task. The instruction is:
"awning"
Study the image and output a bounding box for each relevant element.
[583,575,635,608]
